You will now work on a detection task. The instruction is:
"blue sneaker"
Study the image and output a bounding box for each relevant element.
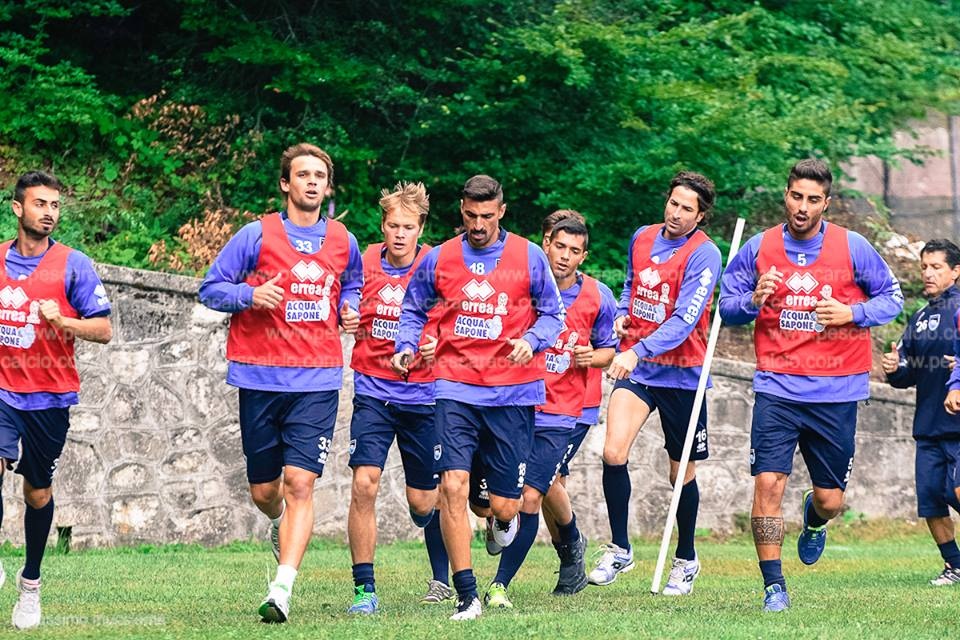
[797,488,827,565]
[762,583,790,612]
[347,586,379,614]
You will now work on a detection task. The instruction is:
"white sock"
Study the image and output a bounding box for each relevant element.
[275,564,298,590]
[270,501,286,526]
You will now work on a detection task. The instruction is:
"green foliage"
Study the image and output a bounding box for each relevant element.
[0,0,958,283]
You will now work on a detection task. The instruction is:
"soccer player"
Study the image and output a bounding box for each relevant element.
[198,143,363,623]
[346,181,450,613]
[719,158,903,612]
[482,214,616,609]
[887,239,960,586]
[0,171,113,629]
[594,171,721,595]
[392,175,563,620]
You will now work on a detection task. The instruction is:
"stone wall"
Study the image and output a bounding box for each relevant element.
[0,266,919,548]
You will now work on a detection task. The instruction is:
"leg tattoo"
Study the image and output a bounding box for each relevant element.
[751,517,784,546]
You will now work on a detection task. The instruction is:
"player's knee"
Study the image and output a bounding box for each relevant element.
[602,447,628,466]
[439,471,468,501]
[813,492,844,518]
[490,495,521,521]
[520,487,543,513]
[249,479,281,506]
[23,486,52,510]
[283,474,317,502]
[407,488,437,516]
[351,473,380,504]
[469,501,491,518]
[753,473,787,508]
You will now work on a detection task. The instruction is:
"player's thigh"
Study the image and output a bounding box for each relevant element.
[0,402,23,469]
[238,388,285,484]
[434,399,480,474]
[797,400,857,490]
[915,439,950,518]
[478,405,535,501]
[279,390,339,478]
[394,403,439,491]
[651,386,708,463]
[10,405,70,491]
[523,425,574,497]
[348,394,398,471]
[941,439,960,511]
[558,422,591,477]
[468,453,490,510]
[750,393,802,477]
[605,380,654,456]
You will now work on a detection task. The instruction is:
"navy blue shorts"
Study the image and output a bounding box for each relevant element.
[238,389,338,484]
[523,425,574,494]
[750,392,857,490]
[612,379,709,461]
[0,401,69,490]
[469,454,490,510]
[558,422,591,477]
[915,438,960,518]
[348,394,438,491]
[434,399,533,500]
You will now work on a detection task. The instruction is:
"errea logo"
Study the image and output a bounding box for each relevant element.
[785,272,818,294]
[378,284,405,306]
[638,267,661,288]
[291,260,324,282]
[0,286,28,309]
[462,279,495,301]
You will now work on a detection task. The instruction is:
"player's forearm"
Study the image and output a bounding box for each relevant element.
[199,280,254,312]
[590,347,615,368]
[59,316,113,344]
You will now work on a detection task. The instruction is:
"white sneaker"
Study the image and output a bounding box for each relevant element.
[484,517,503,556]
[450,596,482,621]
[587,543,635,586]
[270,520,281,563]
[258,581,291,623]
[490,514,519,548]
[12,569,41,630]
[662,555,700,596]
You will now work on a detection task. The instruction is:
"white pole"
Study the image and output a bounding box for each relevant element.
[649,217,746,594]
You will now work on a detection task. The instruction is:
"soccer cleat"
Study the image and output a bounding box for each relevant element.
[483,582,513,609]
[347,585,379,614]
[421,579,454,604]
[491,514,519,549]
[762,583,790,612]
[552,533,588,595]
[797,488,828,565]
[258,581,291,623]
[587,543,635,586]
[662,555,701,596]
[270,520,281,563]
[485,517,503,556]
[450,596,482,621]
[930,564,960,586]
[11,569,41,630]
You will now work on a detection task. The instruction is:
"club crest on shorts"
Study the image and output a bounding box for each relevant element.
[750,448,756,465]
[434,444,442,461]
[349,438,357,455]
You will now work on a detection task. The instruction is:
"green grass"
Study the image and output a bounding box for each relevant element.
[0,521,957,639]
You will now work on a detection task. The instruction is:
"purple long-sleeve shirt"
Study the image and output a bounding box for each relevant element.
[353,245,435,405]
[616,225,723,390]
[536,275,618,428]
[719,221,903,402]
[198,212,363,392]
[395,229,564,407]
[0,240,112,410]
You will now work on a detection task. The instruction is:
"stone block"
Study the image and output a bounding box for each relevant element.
[108,462,153,491]
[156,337,197,367]
[108,385,148,424]
[162,450,211,476]
[111,495,163,537]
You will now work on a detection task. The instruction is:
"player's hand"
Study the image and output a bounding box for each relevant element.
[751,265,783,308]
[573,344,594,368]
[39,299,64,328]
[945,389,960,415]
[391,349,414,377]
[419,334,438,365]
[946,355,956,371]
[814,294,853,326]
[881,341,900,375]
[614,315,631,339]
[606,348,639,381]
[506,338,534,364]
[252,273,284,310]
[339,300,360,334]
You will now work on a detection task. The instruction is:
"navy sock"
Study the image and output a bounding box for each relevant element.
[493,512,540,587]
[23,498,54,581]
[410,506,435,528]
[557,513,579,545]
[602,462,631,551]
[674,478,699,561]
[424,510,448,584]
[805,494,829,528]
[452,569,478,601]
[352,562,375,592]
[937,540,960,568]
[759,559,785,588]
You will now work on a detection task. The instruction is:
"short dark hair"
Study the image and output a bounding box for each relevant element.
[669,171,715,216]
[462,175,503,203]
[921,238,960,268]
[549,216,589,251]
[541,209,586,239]
[788,158,832,196]
[279,142,334,189]
[14,171,63,204]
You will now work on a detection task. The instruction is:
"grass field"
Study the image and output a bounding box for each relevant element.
[0,520,956,639]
